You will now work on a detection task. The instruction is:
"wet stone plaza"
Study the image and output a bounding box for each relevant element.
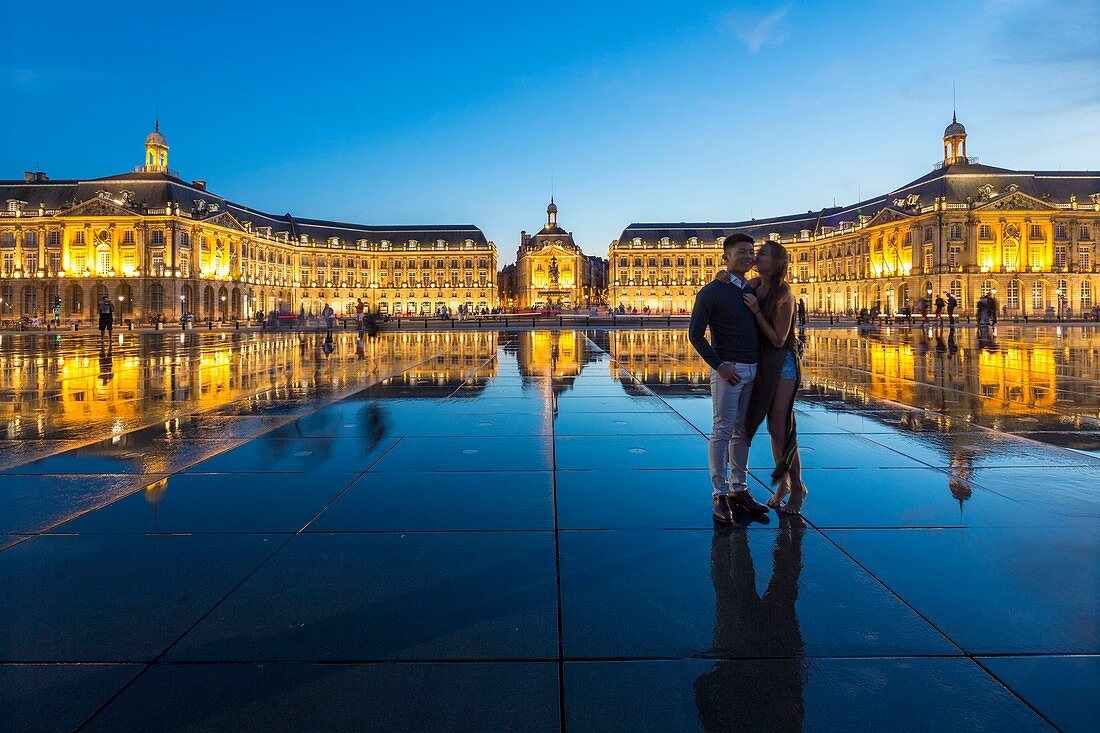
[0,326,1097,731]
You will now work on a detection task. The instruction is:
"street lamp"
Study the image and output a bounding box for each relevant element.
[1055,287,1064,321]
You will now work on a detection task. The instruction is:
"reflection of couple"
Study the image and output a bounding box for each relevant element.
[689,235,807,521]
[694,520,806,730]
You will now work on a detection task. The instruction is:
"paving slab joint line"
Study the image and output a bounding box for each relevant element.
[0,355,443,557]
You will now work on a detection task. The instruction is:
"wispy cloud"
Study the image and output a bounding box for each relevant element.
[723,4,793,53]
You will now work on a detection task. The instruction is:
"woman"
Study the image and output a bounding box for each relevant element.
[720,240,807,514]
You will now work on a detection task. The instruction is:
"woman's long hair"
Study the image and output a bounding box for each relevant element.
[756,240,791,322]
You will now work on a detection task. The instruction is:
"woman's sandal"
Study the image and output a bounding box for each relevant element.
[767,482,790,509]
[779,485,808,515]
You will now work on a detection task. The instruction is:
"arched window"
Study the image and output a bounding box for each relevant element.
[981,279,995,297]
[1003,240,1019,271]
[149,284,165,314]
[1032,281,1045,310]
[96,245,112,276]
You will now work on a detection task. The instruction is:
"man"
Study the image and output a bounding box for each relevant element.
[934,294,946,321]
[689,234,768,522]
[321,302,335,330]
[796,299,806,327]
[945,292,958,325]
[355,298,365,330]
[97,295,114,343]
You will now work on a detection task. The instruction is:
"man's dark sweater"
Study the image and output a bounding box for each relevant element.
[689,279,759,369]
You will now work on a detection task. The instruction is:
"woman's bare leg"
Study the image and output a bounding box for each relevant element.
[766,400,790,507]
[771,378,808,514]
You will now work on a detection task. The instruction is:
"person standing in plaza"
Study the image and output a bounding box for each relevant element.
[97,295,114,344]
[355,298,365,331]
[742,241,807,515]
[946,291,958,325]
[934,294,946,323]
[690,234,769,523]
[321,302,335,331]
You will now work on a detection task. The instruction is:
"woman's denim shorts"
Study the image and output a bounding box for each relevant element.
[780,349,798,380]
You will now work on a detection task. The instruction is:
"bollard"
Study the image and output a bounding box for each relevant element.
[503,317,508,327]
[72,322,79,332]
[234,320,240,330]
[154,321,161,331]
[127,322,134,331]
[207,320,213,330]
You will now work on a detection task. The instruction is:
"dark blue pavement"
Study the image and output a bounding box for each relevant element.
[1,327,1098,731]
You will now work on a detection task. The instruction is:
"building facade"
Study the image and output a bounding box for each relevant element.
[511,201,607,310]
[0,127,497,322]
[609,119,1100,317]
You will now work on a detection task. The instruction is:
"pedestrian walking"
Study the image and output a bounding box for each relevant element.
[945,292,958,325]
[97,295,114,343]
[321,302,335,331]
[689,234,769,523]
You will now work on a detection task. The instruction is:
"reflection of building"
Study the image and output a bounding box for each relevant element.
[0,125,497,321]
[512,201,607,309]
[610,119,1099,315]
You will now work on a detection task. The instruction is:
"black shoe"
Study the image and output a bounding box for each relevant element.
[712,495,734,523]
[727,490,768,514]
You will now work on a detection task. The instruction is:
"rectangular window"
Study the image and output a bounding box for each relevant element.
[179,253,190,277]
[1030,224,1042,239]
[948,246,961,269]
[1080,225,1091,240]
[48,231,61,246]
[1054,246,1067,268]
[2,253,13,275]
[180,232,190,247]
[979,224,992,239]
[1055,224,1067,240]
[74,230,85,245]
[123,230,135,244]
[1030,247,1042,270]
[923,247,933,273]
[1081,247,1091,270]
[26,252,38,273]
[152,251,165,274]
[24,231,38,248]
[152,230,165,245]
[72,254,86,273]
[924,228,934,243]
[949,224,962,240]
[1007,280,1019,309]
[97,250,112,275]
[49,252,61,274]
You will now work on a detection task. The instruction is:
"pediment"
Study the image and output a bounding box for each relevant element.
[200,210,248,232]
[59,197,137,218]
[975,191,1056,211]
[863,207,913,228]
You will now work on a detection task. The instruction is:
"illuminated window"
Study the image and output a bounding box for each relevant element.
[1080,225,1091,240]
[152,251,164,275]
[979,224,992,239]
[923,246,933,273]
[123,230,135,244]
[1055,224,1067,240]
[1081,247,1092,270]
[74,230,85,245]
[96,248,111,275]
[49,252,60,273]
[949,224,962,240]
[1054,246,1067,269]
[2,253,12,275]
[948,246,961,269]
[1007,280,1019,309]
[1082,280,1092,309]
[26,252,38,273]
[1030,247,1042,270]
[1003,242,1018,271]
[1029,224,1042,239]
[48,230,61,246]
[1032,281,1044,310]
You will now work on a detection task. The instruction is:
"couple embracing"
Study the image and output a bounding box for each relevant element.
[688,234,807,522]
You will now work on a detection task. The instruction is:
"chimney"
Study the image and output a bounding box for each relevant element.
[192,180,207,191]
[24,172,34,182]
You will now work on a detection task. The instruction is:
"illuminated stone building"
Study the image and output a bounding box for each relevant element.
[610,118,1100,316]
[0,125,497,321]
[513,200,607,309]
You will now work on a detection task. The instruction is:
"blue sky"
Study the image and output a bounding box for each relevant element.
[2,0,1096,263]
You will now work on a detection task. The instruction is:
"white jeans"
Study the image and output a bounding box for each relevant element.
[709,363,757,497]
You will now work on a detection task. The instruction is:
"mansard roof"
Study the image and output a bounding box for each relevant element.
[617,162,1100,245]
[0,170,489,246]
